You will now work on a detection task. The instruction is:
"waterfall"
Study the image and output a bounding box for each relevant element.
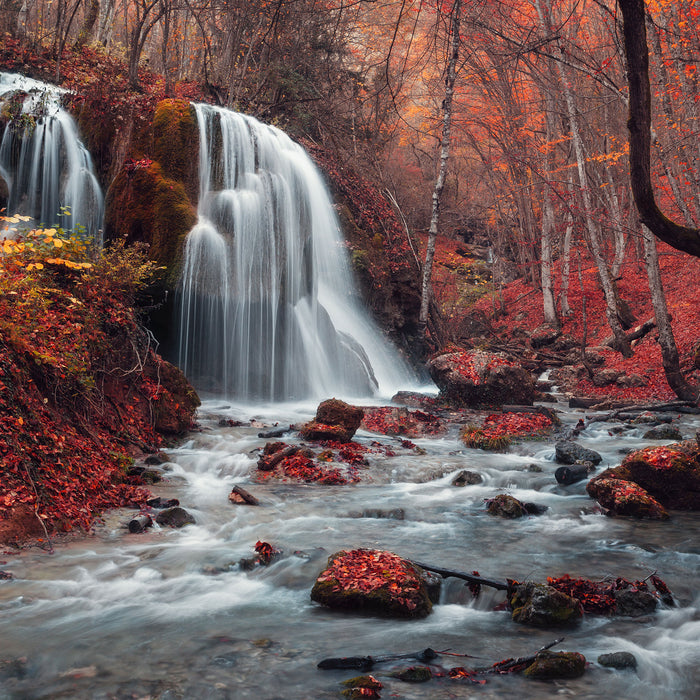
[0,72,103,240]
[177,104,414,401]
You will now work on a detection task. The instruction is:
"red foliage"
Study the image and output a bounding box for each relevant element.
[622,445,683,470]
[448,667,487,683]
[547,573,671,614]
[361,407,444,437]
[317,549,424,611]
[481,412,552,439]
[254,540,281,565]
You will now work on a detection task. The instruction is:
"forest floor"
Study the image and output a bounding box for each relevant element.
[428,234,700,405]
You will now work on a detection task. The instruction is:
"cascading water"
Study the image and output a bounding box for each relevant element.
[176,104,414,401]
[0,72,103,240]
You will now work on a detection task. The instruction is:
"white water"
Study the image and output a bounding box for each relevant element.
[1,399,699,699]
[176,104,414,401]
[0,72,103,240]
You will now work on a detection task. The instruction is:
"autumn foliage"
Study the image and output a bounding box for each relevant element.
[0,219,199,543]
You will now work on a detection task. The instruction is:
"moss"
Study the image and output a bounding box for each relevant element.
[152,99,199,201]
[105,161,196,284]
[523,651,586,679]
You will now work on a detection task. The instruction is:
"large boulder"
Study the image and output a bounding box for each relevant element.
[590,441,700,511]
[509,582,583,627]
[427,349,536,407]
[301,398,364,443]
[586,476,669,519]
[310,549,433,619]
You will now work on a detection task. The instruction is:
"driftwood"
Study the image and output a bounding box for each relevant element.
[318,639,565,676]
[411,560,509,591]
[228,485,260,505]
[257,445,300,471]
[588,400,700,422]
[258,426,292,439]
[128,514,152,533]
[475,638,565,674]
[318,648,438,671]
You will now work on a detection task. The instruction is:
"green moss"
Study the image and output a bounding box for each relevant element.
[152,99,199,200]
[523,651,586,679]
[105,162,196,284]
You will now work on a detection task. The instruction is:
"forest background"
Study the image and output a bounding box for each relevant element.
[1,0,700,407]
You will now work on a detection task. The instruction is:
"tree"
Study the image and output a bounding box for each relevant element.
[418,0,462,351]
[619,0,700,258]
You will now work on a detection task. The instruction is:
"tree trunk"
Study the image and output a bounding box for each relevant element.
[418,0,461,353]
[618,0,700,258]
[641,225,698,401]
[75,0,100,49]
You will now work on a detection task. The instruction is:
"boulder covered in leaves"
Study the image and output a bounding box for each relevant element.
[509,582,583,627]
[310,549,433,619]
[427,348,536,407]
[601,442,700,510]
[586,475,669,519]
[301,398,364,443]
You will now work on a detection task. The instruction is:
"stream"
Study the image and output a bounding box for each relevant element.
[1,393,699,699]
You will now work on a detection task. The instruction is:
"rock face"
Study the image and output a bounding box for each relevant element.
[155,506,196,528]
[427,349,536,407]
[301,398,364,443]
[523,650,586,679]
[588,441,700,512]
[510,582,583,627]
[310,549,433,619]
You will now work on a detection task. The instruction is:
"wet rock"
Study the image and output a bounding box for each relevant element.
[586,476,669,519]
[301,398,364,443]
[614,588,658,616]
[0,570,14,580]
[427,348,536,407]
[597,651,637,669]
[529,324,561,349]
[522,501,549,515]
[597,441,700,510]
[523,650,586,679]
[0,657,27,679]
[341,675,382,699]
[353,508,405,520]
[452,469,483,486]
[258,426,290,439]
[555,462,595,485]
[155,506,196,528]
[510,582,583,627]
[145,451,172,465]
[310,549,433,619]
[228,485,260,505]
[643,424,683,441]
[527,463,543,473]
[390,666,432,682]
[486,494,527,518]
[555,440,602,465]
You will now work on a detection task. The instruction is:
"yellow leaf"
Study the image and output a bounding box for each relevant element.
[53,238,64,248]
[43,228,57,236]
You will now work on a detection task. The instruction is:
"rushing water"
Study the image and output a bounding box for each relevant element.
[176,104,413,401]
[0,72,103,240]
[0,395,698,699]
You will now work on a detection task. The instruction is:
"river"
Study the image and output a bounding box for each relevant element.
[1,394,698,699]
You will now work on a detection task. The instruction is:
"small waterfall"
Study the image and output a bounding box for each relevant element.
[0,72,103,240]
[177,104,413,401]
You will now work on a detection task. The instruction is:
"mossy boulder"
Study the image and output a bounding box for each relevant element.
[510,582,583,627]
[523,650,586,679]
[301,398,364,443]
[427,349,536,407]
[586,475,669,519]
[310,549,433,619]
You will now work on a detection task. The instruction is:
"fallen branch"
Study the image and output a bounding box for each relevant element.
[318,647,438,671]
[410,560,510,591]
[476,637,564,674]
[588,400,698,422]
